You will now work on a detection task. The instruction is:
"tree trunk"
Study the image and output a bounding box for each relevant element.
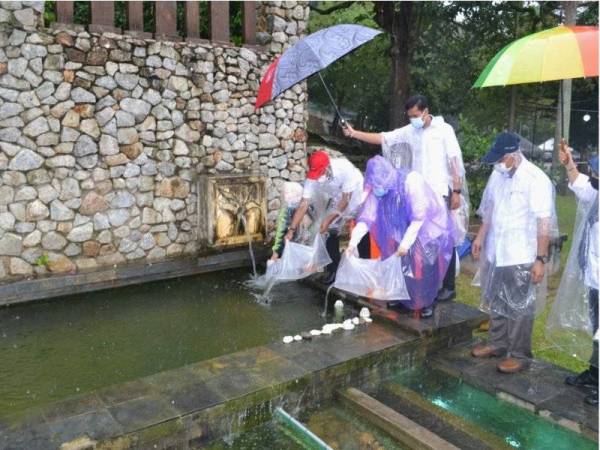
[375,2,414,129]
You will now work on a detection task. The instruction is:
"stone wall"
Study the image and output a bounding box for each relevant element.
[0,1,310,281]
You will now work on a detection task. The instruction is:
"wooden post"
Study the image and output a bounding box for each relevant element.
[210,1,230,44]
[127,1,144,32]
[242,1,257,45]
[186,1,200,40]
[56,1,74,24]
[155,1,178,40]
[90,1,119,33]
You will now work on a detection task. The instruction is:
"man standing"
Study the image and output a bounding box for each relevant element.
[343,95,467,302]
[285,150,369,284]
[471,132,557,374]
[551,142,598,405]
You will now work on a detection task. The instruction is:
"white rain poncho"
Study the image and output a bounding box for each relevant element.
[547,173,599,362]
[252,234,332,290]
[381,115,470,246]
[475,153,558,319]
[334,253,410,301]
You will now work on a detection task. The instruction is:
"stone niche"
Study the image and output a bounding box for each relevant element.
[198,174,267,248]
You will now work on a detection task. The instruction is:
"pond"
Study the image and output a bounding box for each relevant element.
[0,268,327,418]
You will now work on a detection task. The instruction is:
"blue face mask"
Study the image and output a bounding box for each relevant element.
[410,114,425,129]
[373,187,388,197]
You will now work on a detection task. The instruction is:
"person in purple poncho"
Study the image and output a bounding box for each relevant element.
[346,155,454,317]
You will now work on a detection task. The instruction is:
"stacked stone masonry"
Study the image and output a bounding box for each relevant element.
[0,1,310,281]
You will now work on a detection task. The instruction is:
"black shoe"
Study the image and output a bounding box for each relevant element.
[321,272,336,285]
[565,368,598,389]
[420,307,434,318]
[436,288,456,302]
[585,387,598,406]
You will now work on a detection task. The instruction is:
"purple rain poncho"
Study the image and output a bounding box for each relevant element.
[356,156,454,309]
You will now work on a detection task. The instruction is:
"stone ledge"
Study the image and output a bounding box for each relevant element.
[430,342,599,440]
[0,246,270,307]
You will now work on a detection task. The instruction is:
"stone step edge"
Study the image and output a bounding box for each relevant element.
[429,356,599,441]
[337,387,460,450]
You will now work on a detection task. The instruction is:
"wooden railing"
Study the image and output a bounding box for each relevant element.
[52,1,257,45]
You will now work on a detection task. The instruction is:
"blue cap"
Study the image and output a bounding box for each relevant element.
[589,155,599,176]
[481,132,521,164]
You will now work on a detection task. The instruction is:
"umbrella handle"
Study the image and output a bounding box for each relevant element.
[317,72,347,127]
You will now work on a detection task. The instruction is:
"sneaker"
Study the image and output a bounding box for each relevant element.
[565,368,598,389]
[436,288,456,302]
[420,307,434,318]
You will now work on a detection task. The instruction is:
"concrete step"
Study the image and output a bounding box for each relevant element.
[337,387,460,450]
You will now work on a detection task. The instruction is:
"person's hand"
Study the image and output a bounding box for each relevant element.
[531,260,545,284]
[396,246,408,257]
[319,221,329,234]
[559,138,574,167]
[270,252,279,261]
[472,236,482,260]
[284,229,294,242]
[450,192,461,210]
[342,123,355,138]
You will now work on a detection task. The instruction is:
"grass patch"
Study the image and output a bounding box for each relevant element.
[456,193,587,373]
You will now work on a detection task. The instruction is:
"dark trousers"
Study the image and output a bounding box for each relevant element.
[441,189,457,292]
[590,288,598,371]
[325,230,370,275]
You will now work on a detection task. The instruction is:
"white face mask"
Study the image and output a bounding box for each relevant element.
[410,114,425,129]
[494,162,512,175]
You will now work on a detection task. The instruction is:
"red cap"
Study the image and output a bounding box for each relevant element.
[307,150,330,180]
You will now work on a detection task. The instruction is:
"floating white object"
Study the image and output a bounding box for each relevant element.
[310,329,321,336]
[283,336,294,344]
[364,317,373,323]
[359,307,371,319]
[334,300,344,309]
[294,335,302,341]
[351,317,360,325]
[343,322,355,330]
[321,327,332,334]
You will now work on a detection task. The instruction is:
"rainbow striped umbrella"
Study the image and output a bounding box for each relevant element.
[474,25,598,88]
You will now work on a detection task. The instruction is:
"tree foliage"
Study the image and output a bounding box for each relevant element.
[308,1,598,150]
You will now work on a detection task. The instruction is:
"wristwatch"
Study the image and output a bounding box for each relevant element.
[536,255,549,264]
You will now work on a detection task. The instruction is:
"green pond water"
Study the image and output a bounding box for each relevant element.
[384,365,596,450]
[0,269,328,418]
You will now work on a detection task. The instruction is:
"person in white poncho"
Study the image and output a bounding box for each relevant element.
[548,141,598,406]
[471,132,558,374]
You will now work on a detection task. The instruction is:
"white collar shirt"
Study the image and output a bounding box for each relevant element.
[480,159,555,267]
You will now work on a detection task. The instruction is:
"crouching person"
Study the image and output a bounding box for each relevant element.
[285,150,369,284]
[271,182,316,261]
[346,156,454,318]
[471,132,558,374]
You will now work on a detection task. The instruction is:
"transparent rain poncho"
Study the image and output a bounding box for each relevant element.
[474,153,559,319]
[547,174,598,363]
[381,116,470,246]
[335,156,454,309]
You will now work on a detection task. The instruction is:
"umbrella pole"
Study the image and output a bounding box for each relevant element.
[317,72,346,127]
